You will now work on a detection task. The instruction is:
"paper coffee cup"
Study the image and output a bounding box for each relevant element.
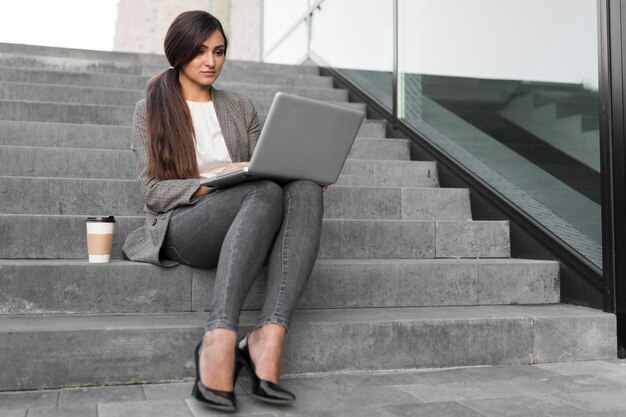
[86,216,116,263]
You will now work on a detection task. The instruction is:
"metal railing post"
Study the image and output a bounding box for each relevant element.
[392,0,399,128]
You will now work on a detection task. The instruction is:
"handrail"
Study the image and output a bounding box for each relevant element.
[261,0,327,61]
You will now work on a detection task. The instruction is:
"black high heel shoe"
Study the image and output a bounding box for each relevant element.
[236,335,296,405]
[192,342,238,412]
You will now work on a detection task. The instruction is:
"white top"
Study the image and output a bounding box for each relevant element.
[186,100,232,178]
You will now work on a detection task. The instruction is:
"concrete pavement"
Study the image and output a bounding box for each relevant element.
[2,360,626,416]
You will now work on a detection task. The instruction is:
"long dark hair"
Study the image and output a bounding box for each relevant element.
[145,10,228,180]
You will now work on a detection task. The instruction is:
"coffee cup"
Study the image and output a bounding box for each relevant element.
[86,216,116,263]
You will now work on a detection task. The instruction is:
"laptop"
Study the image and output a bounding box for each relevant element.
[201,92,365,189]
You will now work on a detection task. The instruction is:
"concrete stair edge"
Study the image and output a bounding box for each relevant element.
[0,145,419,179]
[0,216,509,259]
[0,101,384,136]
[0,257,559,314]
[0,44,321,74]
[0,304,615,390]
[0,64,335,89]
[0,80,350,106]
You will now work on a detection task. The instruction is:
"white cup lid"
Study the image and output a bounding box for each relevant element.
[86,216,116,223]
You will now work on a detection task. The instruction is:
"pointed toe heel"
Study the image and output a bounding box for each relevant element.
[236,335,296,405]
[192,342,237,413]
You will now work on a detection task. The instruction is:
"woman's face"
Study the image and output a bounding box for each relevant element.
[179,30,226,98]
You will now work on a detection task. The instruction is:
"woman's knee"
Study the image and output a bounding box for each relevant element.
[251,180,283,203]
[245,180,284,220]
[284,180,323,205]
[283,179,321,195]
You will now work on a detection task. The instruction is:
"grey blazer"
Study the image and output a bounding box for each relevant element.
[122,88,260,266]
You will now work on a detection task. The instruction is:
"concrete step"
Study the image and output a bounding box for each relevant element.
[347,138,410,161]
[0,121,131,149]
[0,100,376,132]
[0,100,134,125]
[0,48,320,75]
[0,258,558,315]
[0,152,436,185]
[0,81,349,106]
[337,159,438,188]
[0,118,385,145]
[321,219,509,258]
[324,186,471,220]
[0,304,614,390]
[2,180,452,218]
[0,43,170,65]
[0,178,449,217]
[143,61,321,77]
[0,65,334,89]
[1,214,507,260]
[0,127,402,159]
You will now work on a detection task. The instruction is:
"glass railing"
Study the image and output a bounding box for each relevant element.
[262,0,602,269]
[262,0,310,63]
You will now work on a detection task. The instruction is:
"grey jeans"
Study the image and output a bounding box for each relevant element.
[161,180,323,332]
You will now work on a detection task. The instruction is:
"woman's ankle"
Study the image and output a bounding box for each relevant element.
[203,328,237,347]
[248,324,286,383]
[199,328,237,391]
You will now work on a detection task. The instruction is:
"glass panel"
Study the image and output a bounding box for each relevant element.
[399,0,602,267]
[263,22,308,64]
[310,0,394,110]
[262,0,309,63]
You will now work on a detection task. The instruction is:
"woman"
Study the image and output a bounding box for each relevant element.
[122,10,324,412]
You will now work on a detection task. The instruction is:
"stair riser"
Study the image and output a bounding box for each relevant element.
[0,147,135,179]
[0,164,441,215]
[0,137,404,164]
[324,220,511,258]
[436,221,511,258]
[1,185,463,219]
[0,66,334,89]
[0,325,199,391]
[324,187,471,220]
[0,52,320,76]
[0,307,613,391]
[286,318,535,374]
[142,61,321,76]
[283,314,615,374]
[0,44,169,63]
[319,220,435,258]
[0,216,508,259]
[0,55,143,75]
[0,144,411,179]
[0,260,559,315]
[0,82,348,105]
[1,128,399,159]
[347,139,410,161]
[0,121,131,149]
[0,102,384,136]
[0,101,134,125]
[338,160,439,188]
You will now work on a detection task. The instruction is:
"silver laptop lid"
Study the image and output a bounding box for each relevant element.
[246,92,365,185]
